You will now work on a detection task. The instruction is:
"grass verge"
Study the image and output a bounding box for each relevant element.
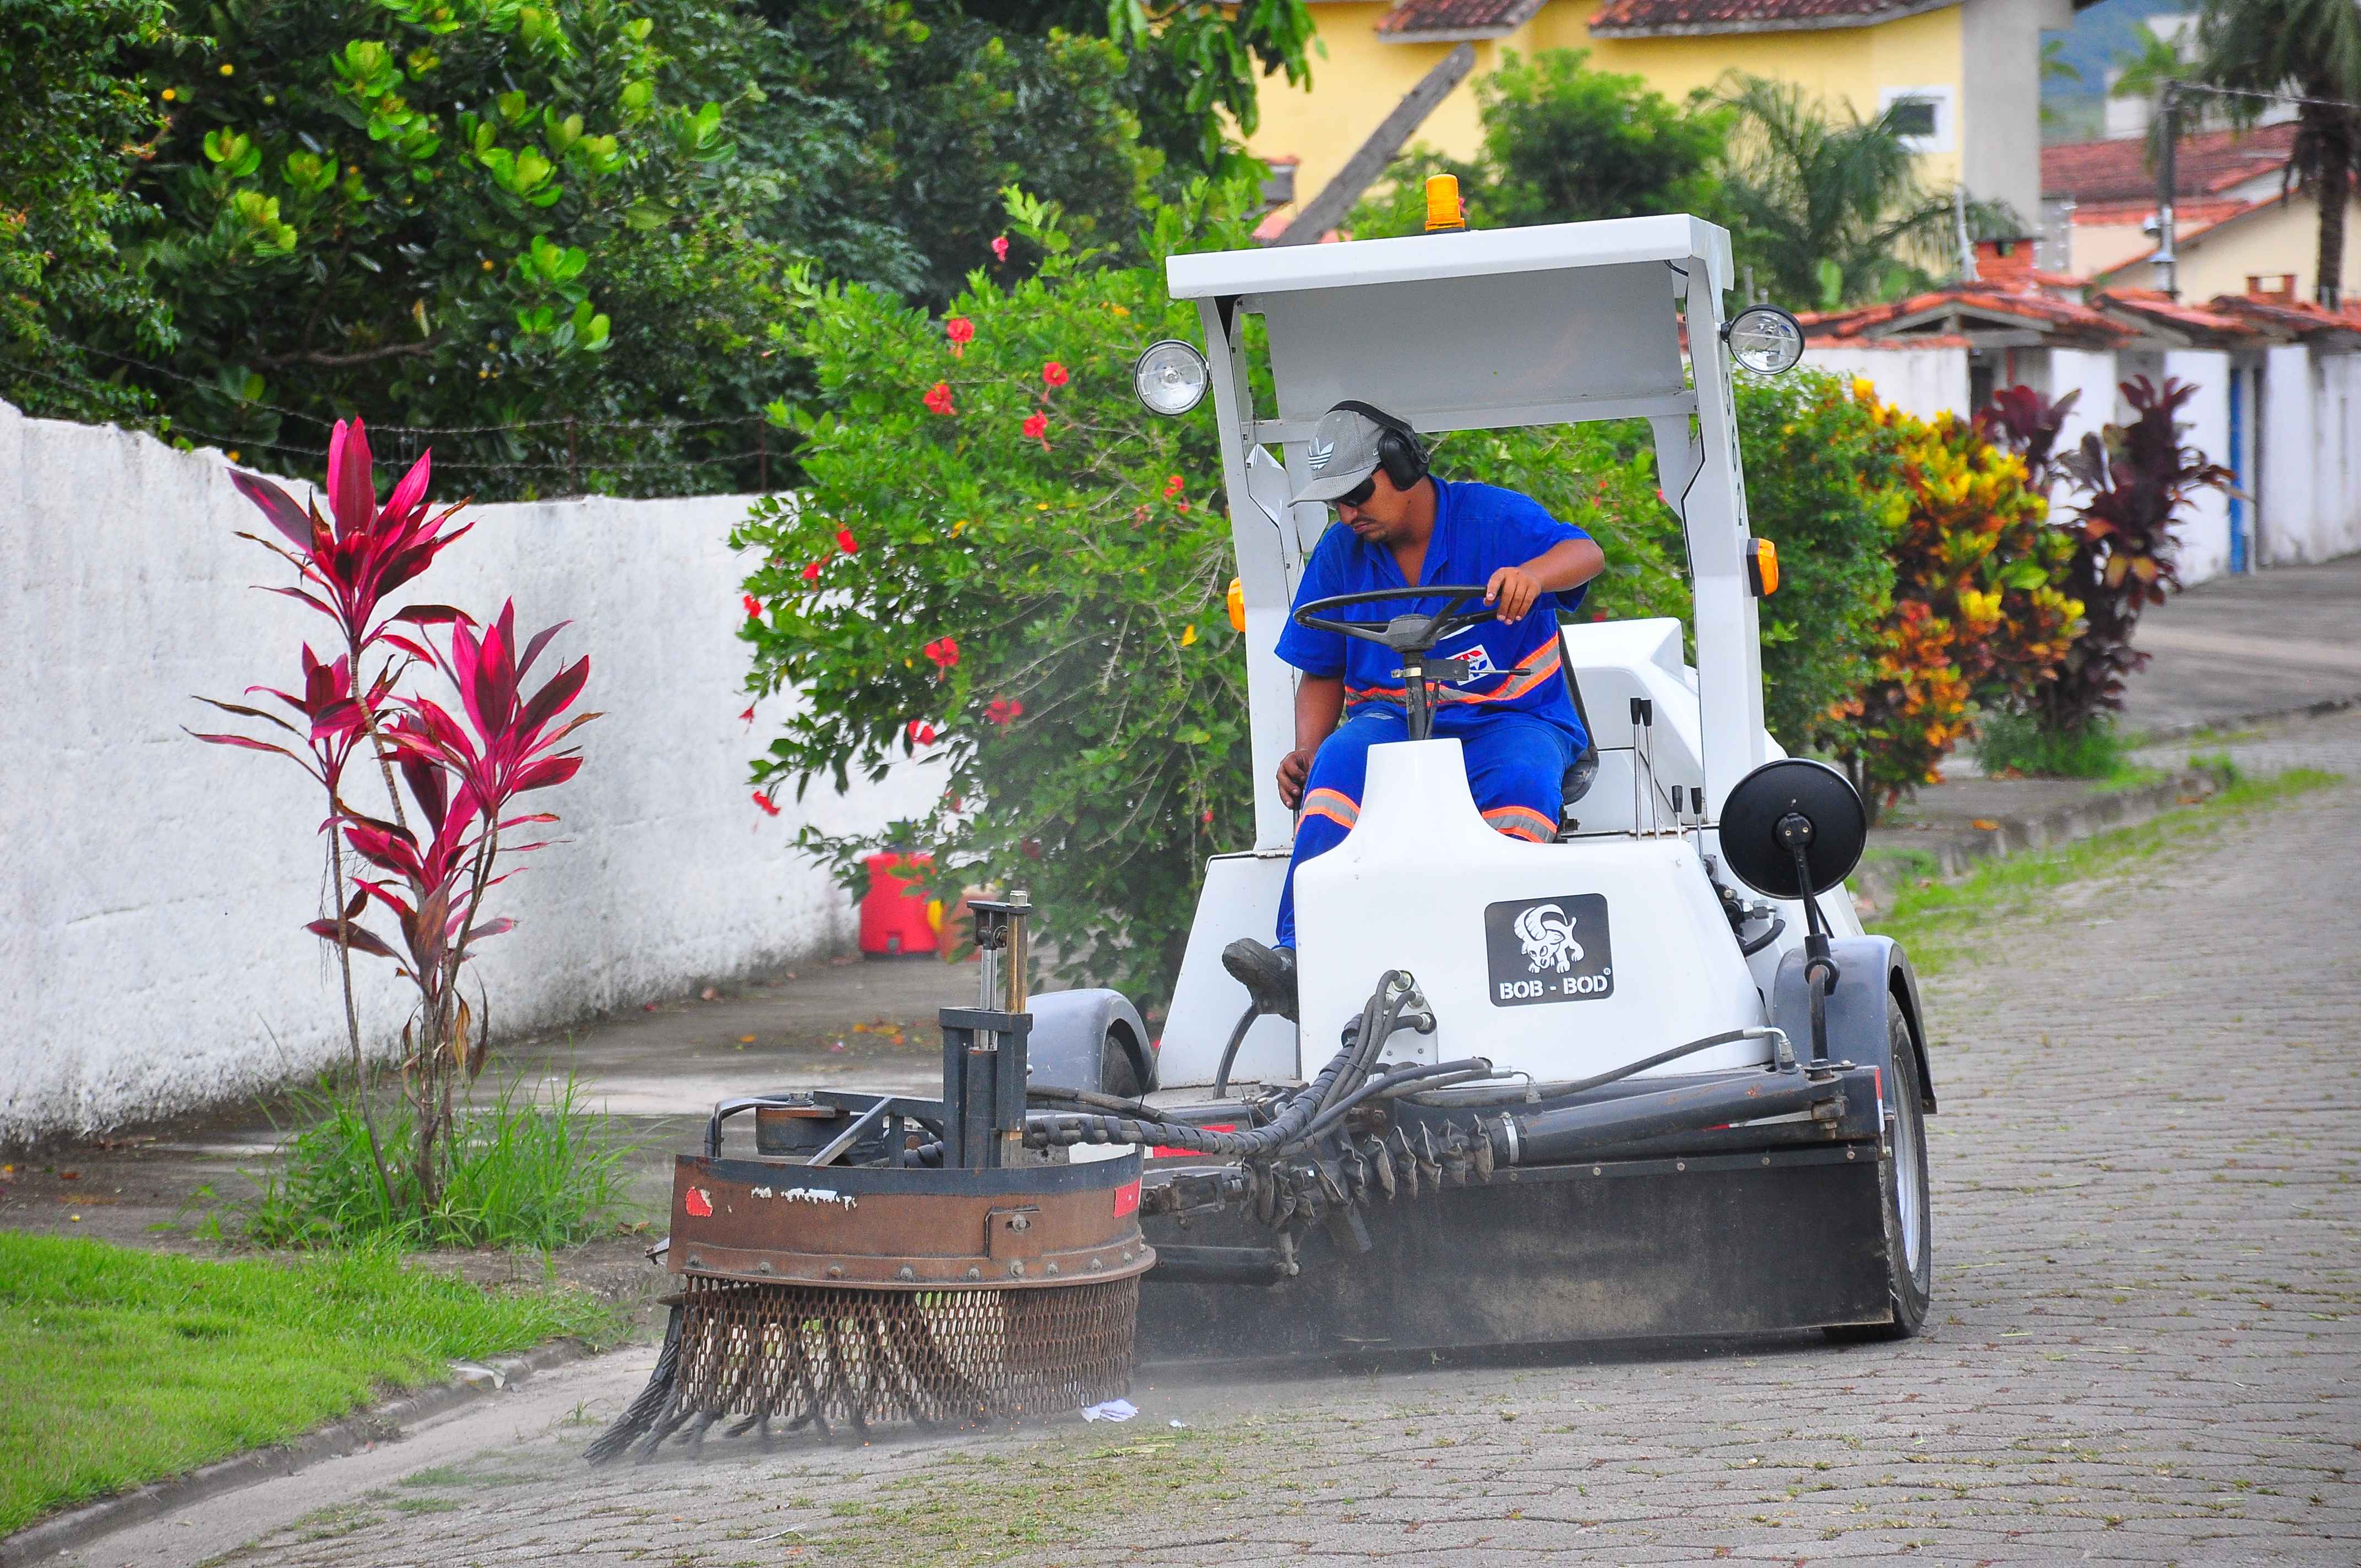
[1866,767,2343,973]
[0,1231,622,1536]
[244,1074,634,1250]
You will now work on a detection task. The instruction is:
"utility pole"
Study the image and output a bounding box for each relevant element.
[1954,184,1978,282]
[2152,81,2179,300]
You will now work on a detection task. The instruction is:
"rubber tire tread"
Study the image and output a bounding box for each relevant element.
[1826,994,1933,1341]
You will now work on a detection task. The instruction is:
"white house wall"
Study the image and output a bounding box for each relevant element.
[1800,344,1970,422]
[0,400,939,1145]
[2163,351,2233,582]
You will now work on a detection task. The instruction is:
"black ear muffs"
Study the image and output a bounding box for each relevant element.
[1331,400,1428,492]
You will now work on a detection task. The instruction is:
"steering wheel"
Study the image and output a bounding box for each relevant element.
[1292,585,1500,741]
[1290,585,1499,653]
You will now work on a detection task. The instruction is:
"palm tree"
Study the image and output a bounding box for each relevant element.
[1715,75,2020,308]
[2192,0,2361,307]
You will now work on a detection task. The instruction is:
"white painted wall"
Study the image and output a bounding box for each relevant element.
[2255,346,2361,565]
[2048,349,2118,455]
[0,400,939,1145]
[2164,350,2233,583]
[1801,344,1970,421]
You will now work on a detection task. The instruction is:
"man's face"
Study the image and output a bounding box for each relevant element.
[1334,469,1416,542]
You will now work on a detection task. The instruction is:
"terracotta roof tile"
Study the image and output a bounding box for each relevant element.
[2042,124,2298,204]
[2202,293,2361,340]
[1799,284,2135,345]
[2090,288,2270,339]
[1586,0,1951,36]
[1373,0,1548,38]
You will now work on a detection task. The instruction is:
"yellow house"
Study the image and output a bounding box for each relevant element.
[2040,124,2361,305]
[1250,0,2065,233]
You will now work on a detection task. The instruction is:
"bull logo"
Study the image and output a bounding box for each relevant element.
[1514,902,1584,973]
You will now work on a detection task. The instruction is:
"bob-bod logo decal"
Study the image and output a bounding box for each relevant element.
[1484,892,1613,1006]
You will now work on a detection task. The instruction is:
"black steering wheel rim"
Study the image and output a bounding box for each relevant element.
[1291,584,1498,652]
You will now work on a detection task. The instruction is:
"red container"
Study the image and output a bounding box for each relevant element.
[858,852,939,956]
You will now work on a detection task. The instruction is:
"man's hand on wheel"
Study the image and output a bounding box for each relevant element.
[1276,747,1316,809]
[1484,565,1543,622]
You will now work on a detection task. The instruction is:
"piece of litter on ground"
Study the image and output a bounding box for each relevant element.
[1080,1398,1138,1423]
[1168,1419,1187,1429]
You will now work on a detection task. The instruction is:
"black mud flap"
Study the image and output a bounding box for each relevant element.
[1138,1148,1892,1360]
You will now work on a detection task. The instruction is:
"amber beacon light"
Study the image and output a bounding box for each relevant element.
[1423,174,1466,232]
[1747,537,1780,597]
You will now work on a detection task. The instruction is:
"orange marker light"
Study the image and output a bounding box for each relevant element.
[1424,174,1465,232]
[1747,537,1780,596]
[1226,576,1246,634]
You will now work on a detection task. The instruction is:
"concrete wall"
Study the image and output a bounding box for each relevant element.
[2260,348,2361,565]
[0,400,938,1145]
[2163,350,2234,582]
[1802,342,1971,421]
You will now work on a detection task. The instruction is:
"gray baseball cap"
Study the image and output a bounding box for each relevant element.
[1292,405,1388,504]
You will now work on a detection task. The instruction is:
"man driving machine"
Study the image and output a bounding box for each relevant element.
[1223,401,1606,1021]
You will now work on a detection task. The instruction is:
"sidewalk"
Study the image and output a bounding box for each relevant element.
[2118,551,2361,737]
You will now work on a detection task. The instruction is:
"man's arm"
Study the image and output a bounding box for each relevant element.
[1276,674,1345,809]
[1484,537,1605,623]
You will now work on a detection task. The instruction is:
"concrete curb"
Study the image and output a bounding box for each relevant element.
[0,1339,594,1567]
[2128,690,2361,747]
[1852,769,2221,910]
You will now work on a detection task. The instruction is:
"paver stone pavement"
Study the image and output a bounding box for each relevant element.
[46,711,2361,1566]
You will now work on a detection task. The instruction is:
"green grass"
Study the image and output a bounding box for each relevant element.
[1974,710,2144,783]
[1867,768,2342,973]
[0,1232,622,1534]
[245,1074,634,1250]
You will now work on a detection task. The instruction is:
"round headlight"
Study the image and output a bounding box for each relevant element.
[1723,304,1805,376]
[1133,339,1209,416]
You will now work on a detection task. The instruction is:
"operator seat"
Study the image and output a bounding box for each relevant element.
[1555,624,1599,832]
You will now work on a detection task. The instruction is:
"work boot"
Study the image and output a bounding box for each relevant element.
[1222,939,1298,1023]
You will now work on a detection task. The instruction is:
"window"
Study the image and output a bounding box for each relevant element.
[2247,273,2296,303]
[1878,85,1955,155]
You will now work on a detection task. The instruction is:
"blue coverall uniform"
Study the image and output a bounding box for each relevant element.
[1271,478,1595,948]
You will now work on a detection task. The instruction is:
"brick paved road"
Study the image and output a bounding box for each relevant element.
[81,716,2361,1568]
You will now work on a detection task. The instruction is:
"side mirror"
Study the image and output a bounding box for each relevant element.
[1718,758,1866,900]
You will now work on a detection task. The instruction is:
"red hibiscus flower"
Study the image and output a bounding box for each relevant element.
[835,527,858,554]
[1163,473,1183,498]
[984,696,1025,728]
[802,558,823,582]
[1041,361,1068,390]
[923,382,955,416]
[944,317,973,358]
[922,635,960,672]
[1021,411,1049,449]
[742,593,763,620]
[752,791,781,817]
[738,704,756,725]
[991,235,1009,264]
[905,719,938,747]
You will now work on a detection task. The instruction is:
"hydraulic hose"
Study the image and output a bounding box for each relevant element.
[1210,1003,1258,1099]
[1024,971,1419,1159]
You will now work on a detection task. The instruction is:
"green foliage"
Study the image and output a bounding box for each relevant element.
[245,1077,633,1251]
[1716,74,2019,308]
[97,0,794,497]
[743,5,1155,307]
[1732,371,1901,750]
[2193,0,2361,302]
[0,0,181,420]
[737,186,1259,1008]
[0,1229,619,1534]
[1973,709,2132,779]
[1350,50,1728,238]
[1825,392,2082,804]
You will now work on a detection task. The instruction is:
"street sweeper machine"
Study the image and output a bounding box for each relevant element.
[591,209,1936,1461]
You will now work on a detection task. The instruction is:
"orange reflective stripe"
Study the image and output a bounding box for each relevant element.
[1301,788,1361,832]
[1445,637,1562,705]
[1482,804,1557,842]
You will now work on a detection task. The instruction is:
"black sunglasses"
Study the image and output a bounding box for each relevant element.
[1335,473,1378,509]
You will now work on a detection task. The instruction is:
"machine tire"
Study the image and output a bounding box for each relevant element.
[1827,995,1933,1341]
[1099,1030,1144,1100]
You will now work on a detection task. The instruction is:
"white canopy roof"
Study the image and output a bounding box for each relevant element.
[1165,214,1732,301]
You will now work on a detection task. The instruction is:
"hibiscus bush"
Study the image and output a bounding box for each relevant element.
[1823,388,2081,804]
[737,189,1253,1006]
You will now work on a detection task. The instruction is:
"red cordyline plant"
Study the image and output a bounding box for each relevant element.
[193,420,594,1213]
[2041,377,2233,734]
